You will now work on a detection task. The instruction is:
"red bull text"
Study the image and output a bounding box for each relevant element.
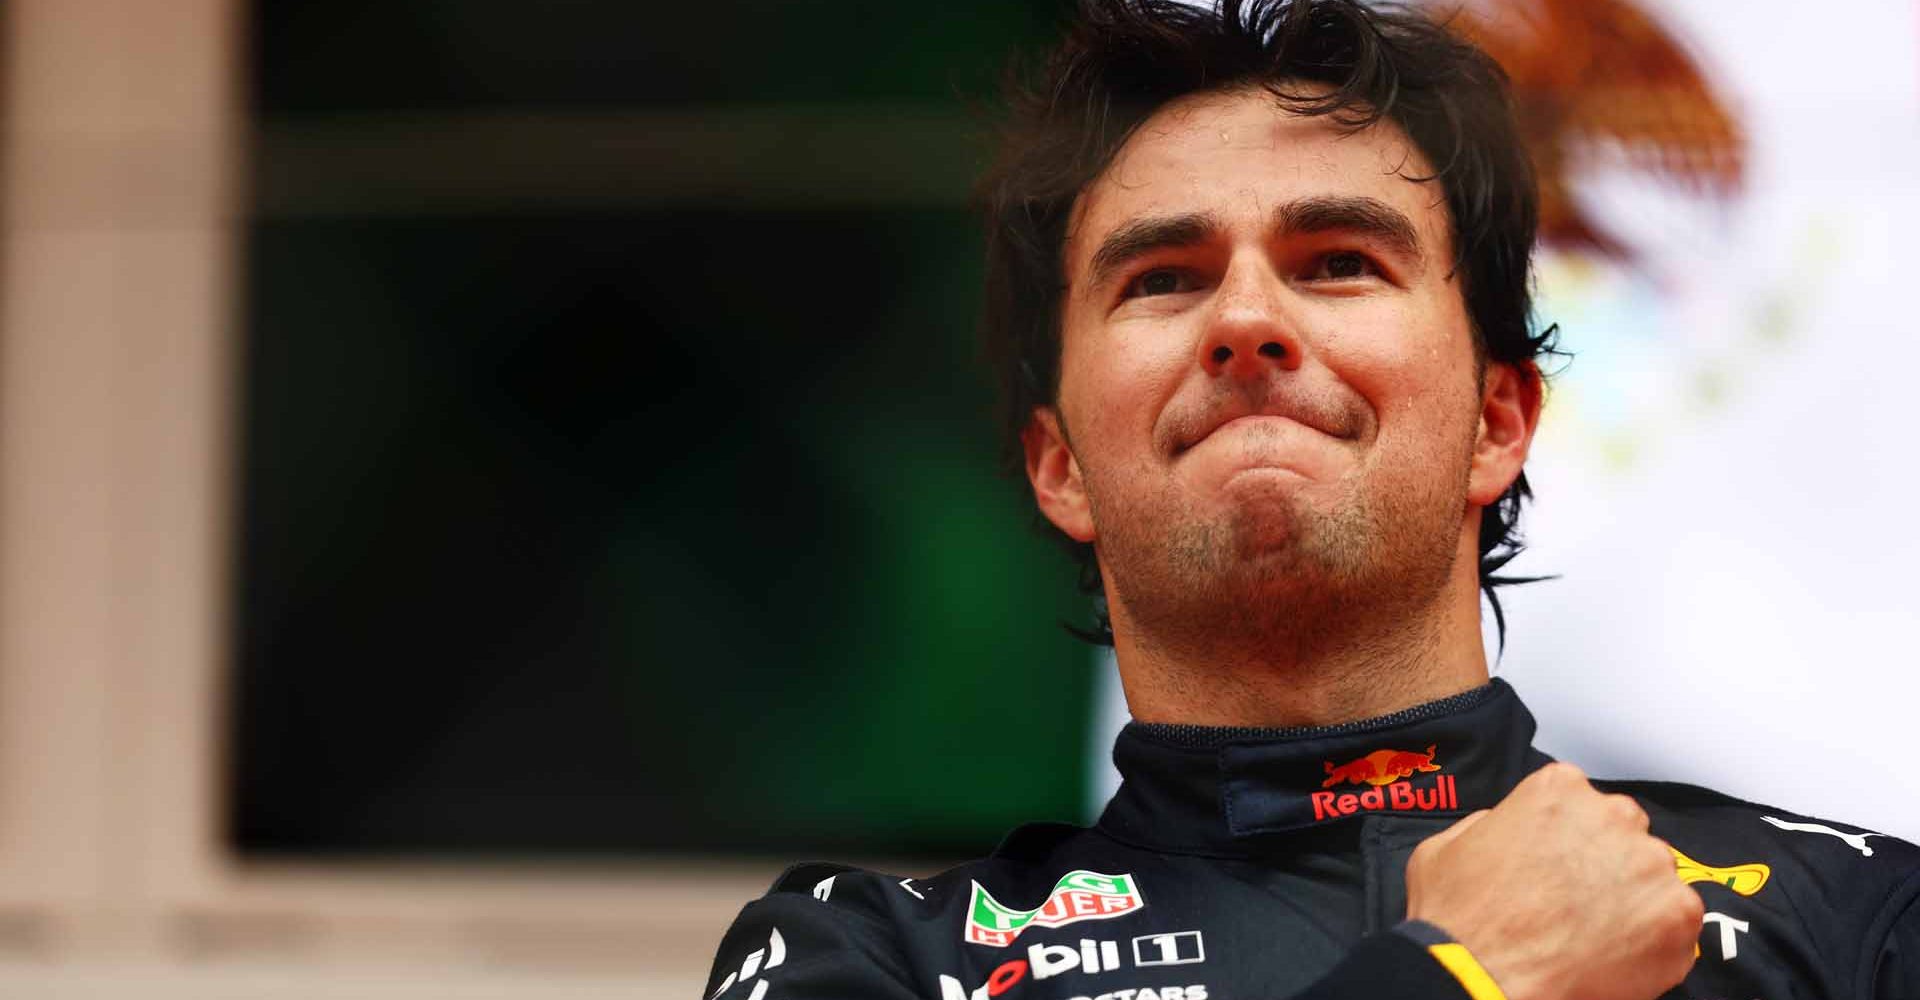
[1311,746,1457,821]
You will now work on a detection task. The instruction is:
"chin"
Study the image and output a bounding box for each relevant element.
[1222,491,1315,559]
[1227,487,1376,577]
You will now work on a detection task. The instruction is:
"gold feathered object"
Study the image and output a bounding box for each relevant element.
[1447,0,1746,258]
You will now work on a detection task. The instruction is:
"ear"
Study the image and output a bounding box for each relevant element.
[1467,361,1543,507]
[1022,407,1096,543]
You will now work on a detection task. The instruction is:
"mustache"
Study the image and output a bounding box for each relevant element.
[1160,382,1368,455]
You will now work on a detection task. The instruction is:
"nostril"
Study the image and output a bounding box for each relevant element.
[1258,342,1285,359]
[1211,346,1233,365]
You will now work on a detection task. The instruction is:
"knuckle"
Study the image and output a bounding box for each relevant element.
[1606,794,1649,828]
[1545,761,1588,785]
[1523,762,1586,801]
[1654,888,1705,946]
[1619,841,1666,883]
[1642,839,1678,877]
[1674,885,1707,924]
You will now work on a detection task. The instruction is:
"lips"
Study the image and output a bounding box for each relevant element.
[1167,390,1362,456]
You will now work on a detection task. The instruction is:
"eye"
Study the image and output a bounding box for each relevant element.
[1124,268,1197,299]
[1308,251,1379,281]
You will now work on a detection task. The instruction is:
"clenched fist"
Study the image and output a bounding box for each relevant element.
[1405,762,1703,1000]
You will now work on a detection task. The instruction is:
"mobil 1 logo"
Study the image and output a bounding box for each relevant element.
[1132,932,1203,967]
[938,930,1207,1000]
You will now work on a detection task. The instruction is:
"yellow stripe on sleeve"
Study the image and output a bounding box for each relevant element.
[1427,942,1508,1000]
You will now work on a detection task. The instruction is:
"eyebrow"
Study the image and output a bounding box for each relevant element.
[1085,212,1220,290]
[1081,195,1426,290]
[1274,195,1423,269]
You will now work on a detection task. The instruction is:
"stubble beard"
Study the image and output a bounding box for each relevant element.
[1090,454,1469,671]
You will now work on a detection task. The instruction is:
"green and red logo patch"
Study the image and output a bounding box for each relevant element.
[964,870,1144,946]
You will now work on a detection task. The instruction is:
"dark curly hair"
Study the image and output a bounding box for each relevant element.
[978,0,1560,646]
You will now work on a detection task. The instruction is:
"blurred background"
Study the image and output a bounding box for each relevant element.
[0,0,1911,996]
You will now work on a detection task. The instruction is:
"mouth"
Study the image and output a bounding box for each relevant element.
[1170,397,1359,457]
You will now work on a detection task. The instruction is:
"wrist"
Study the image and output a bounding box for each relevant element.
[1394,921,1510,1000]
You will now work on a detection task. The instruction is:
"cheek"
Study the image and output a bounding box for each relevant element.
[1060,318,1192,451]
[1321,302,1477,443]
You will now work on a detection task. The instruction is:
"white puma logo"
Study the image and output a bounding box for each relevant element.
[1761,815,1883,857]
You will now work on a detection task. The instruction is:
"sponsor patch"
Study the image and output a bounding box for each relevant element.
[1132,931,1204,967]
[1311,745,1456,822]
[965,871,1144,947]
[1322,745,1443,788]
[1701,912,1750,961]
[1066,987,1208,1000]
[938,932,1206,1000]
[1671,847,1771,896]
[1761,815,1883,857]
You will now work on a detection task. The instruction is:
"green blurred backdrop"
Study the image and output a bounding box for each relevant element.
[228,0,1101,861]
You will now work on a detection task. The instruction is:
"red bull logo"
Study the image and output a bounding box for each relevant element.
[1311,745,1457,821]
[1322,745,1442,787]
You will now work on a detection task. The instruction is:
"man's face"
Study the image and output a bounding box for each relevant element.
[1025,87,1530,647]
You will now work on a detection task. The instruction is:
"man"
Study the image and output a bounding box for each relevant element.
[703,1,1920,998]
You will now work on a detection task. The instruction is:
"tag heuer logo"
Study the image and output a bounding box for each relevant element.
[964,870,1144,946]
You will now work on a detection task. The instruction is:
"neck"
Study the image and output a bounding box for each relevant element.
[1108,528,1491,728]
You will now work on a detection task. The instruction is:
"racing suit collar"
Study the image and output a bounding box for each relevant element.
[1097,678,1552,854]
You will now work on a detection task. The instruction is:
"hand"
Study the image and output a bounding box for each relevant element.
[1405,762,1703,1000]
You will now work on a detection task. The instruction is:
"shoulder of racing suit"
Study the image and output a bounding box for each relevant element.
[703,827,1131,1000]
[702,841,1087,1000]
[1596,777,1920,1000]
[701,860,921,1000]
[703,822,1497,1000]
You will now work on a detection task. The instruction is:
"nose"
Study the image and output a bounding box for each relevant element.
[1198,259,1304,379]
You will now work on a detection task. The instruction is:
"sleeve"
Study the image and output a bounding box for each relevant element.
[703,874,921,1000]
[1868,870,1920,1000]
[1284,922,1497,1000]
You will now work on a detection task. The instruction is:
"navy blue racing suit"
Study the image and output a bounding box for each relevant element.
[705,680,1920,1000]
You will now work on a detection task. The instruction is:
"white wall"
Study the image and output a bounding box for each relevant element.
[1504,0,1920,842]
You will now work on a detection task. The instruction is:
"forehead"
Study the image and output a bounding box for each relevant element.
[1065,87,1450,270]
